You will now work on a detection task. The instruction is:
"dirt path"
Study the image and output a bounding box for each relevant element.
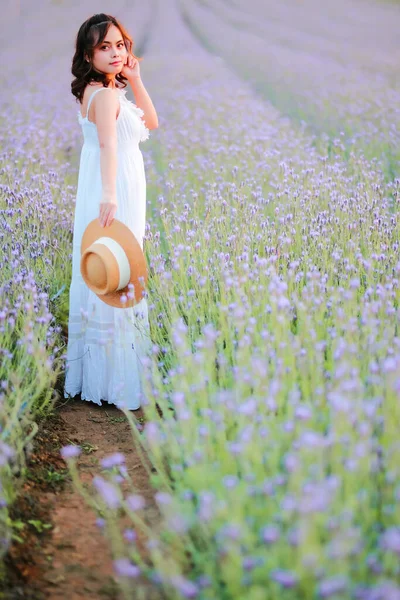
[4,395,164,600]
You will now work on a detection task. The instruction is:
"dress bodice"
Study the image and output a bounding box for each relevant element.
[77,87,149,149]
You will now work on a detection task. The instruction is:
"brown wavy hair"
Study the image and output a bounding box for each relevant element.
[71,13,142,104]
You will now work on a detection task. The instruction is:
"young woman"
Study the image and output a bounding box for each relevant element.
[63,13,158,410]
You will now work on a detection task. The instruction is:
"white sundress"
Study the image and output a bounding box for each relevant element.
[63,86,152,410]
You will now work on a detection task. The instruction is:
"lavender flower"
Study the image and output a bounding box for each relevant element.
[270,569,299,588]
[154,491,173,506]
[169,574,199,598]
[92,476,121,510]
[126,494,146,511]
[260,524,280,544]
[380,527,400,555]
[60,444,81,460]
[96,517,106,529]
[114,558,141,578]
[317,575,349,598]
[101,452,126,469]
[123,529,137,542]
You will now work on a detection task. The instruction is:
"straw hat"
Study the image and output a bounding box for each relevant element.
[80,218,148,309]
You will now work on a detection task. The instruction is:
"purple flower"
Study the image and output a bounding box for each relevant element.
[144,421,161,445]
[166,513,190,534]
[243,555,264,571]
[283,453,299,472]
[222,475,239,489]
[155,491,173,506]
[380,527,400,555]
[363,581,400,600]
[0,442,15,463]
[93,476,121,509]
[295,404,312,420]
[217,523,242,541]
[181,489,194,500]
[112,474,125,484]
[60,444,81,460]
[299,430,327,448]
[169,574,199,598]
[198,490,215,522]
[227,441,244,455]
[287,527,301,547]
[96,517,106,529]
[238,397,258,415]
[281,494,297,512]
[126,494,146,511]
[196,574,212,588]
[261,524,280,544]
[317,575,349,598]
[114,557,140,578]
[366,553,383,575]
[270,569,298,588]
[101,452,126,469]
[123,529,137,542]
[172,391,185,405]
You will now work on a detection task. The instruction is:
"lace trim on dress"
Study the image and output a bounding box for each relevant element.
[119,90,150,142]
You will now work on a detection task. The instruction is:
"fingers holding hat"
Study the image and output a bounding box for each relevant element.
[99,201,118,227]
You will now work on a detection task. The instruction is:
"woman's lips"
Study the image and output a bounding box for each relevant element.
[111,61,121,65]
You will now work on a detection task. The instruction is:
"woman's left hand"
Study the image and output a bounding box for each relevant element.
[121,54,141,80]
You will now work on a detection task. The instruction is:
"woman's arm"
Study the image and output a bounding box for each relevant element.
[95,89,119,227]
[128,76,159,130]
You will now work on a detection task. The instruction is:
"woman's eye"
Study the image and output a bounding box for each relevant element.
[101,43,124,50]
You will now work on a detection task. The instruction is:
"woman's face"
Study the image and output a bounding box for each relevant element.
[89,24,127,77]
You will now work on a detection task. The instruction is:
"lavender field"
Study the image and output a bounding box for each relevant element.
[1,0,400,598]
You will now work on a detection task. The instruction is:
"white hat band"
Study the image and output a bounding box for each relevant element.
[94,236,131,290]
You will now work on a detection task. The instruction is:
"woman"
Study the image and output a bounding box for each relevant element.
[63,13,158,410]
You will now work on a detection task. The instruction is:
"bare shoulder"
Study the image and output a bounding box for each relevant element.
[83,84,119,124]
[82,82,105,101]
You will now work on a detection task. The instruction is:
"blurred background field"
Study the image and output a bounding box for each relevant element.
[1,1,400,598]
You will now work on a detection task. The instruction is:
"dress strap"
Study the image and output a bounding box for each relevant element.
[85,87,114,119]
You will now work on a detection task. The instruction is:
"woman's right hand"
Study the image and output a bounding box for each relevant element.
[99,199,117,227]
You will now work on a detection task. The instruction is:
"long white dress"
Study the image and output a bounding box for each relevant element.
[63,86,152,410]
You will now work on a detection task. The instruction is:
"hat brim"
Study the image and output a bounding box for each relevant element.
[80,218,148,309]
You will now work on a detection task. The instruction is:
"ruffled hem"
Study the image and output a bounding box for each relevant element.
[63,336,151,411]
[63,388,142,411]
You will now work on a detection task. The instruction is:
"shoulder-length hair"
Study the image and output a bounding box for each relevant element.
[71,13,142,103]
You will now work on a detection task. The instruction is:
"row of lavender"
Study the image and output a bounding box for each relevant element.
[0,0,153,577]
[0,79,80,566]
[63,44,400,599]
[179,0,400,180]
